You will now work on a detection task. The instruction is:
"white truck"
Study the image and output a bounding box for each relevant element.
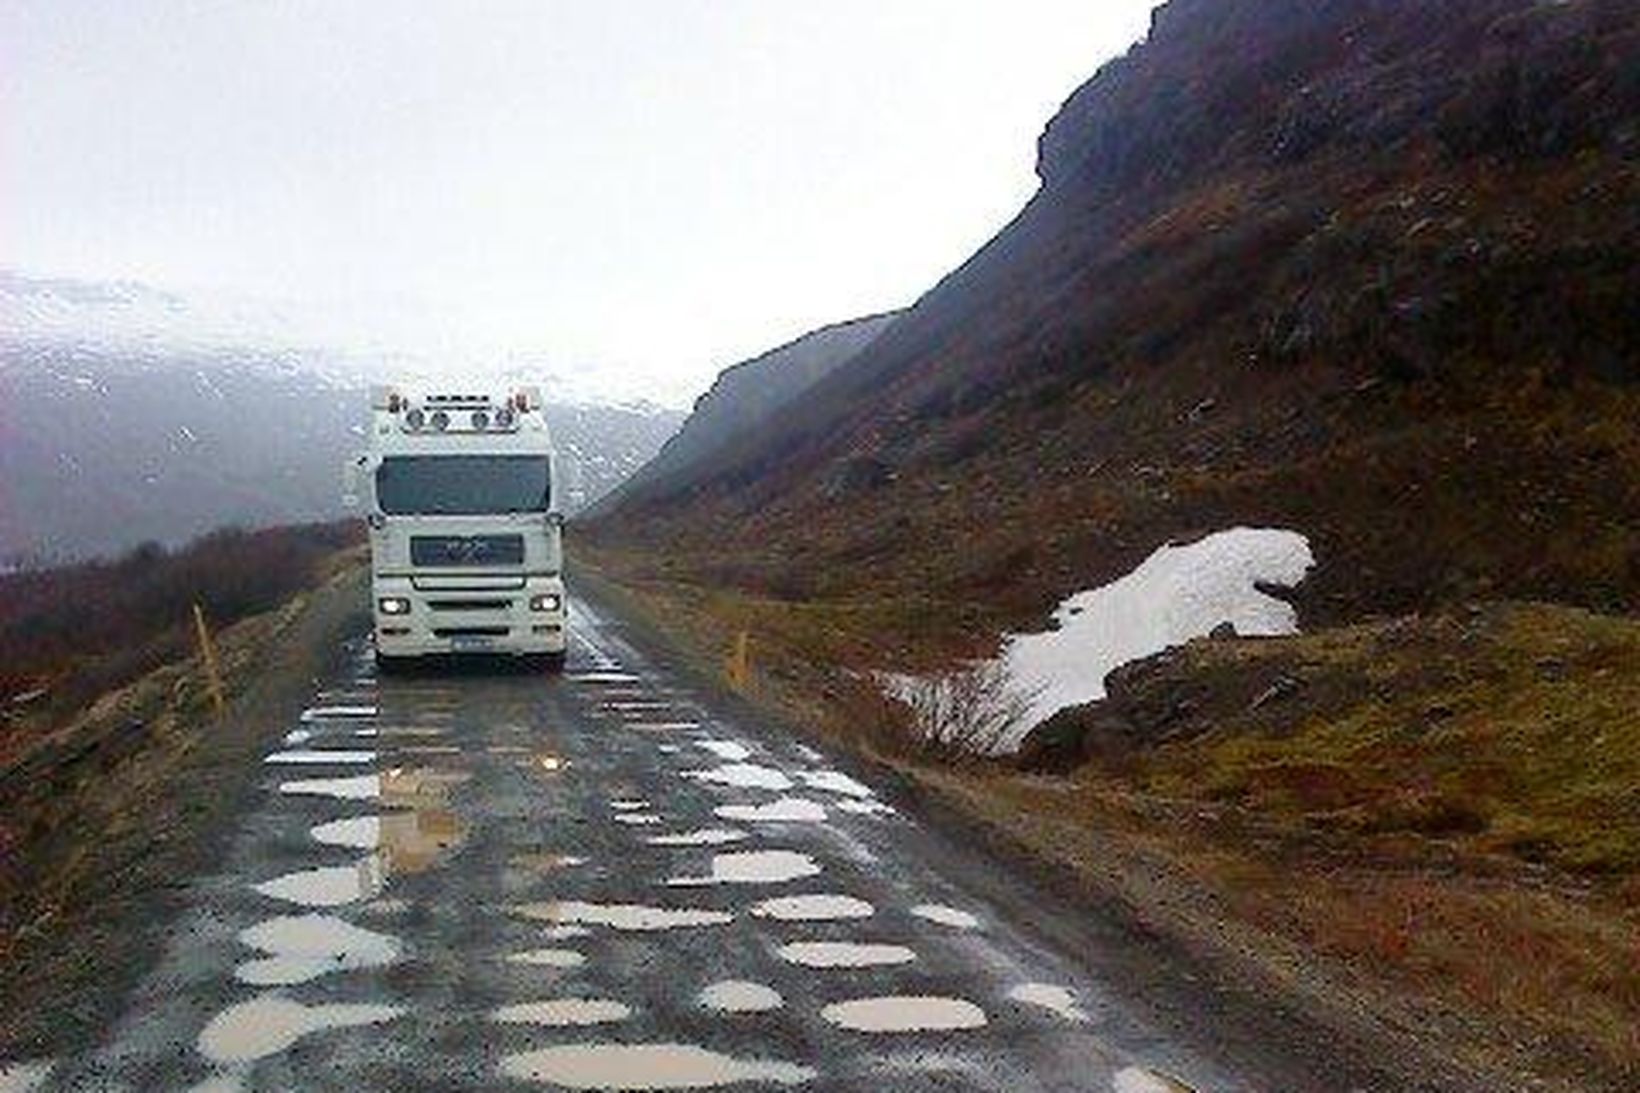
[346,385,568,671]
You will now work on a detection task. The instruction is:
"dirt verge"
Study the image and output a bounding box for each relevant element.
[0,557,369,1059]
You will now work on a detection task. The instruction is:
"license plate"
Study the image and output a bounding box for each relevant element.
[450,635,495,652]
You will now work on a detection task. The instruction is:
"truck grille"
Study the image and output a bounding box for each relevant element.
[410,534,524,567]
[428,599,512,612]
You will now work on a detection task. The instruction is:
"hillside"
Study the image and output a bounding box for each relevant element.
[593,311,900,514]
[589,0,1640,634]
[582,3,1640,1087]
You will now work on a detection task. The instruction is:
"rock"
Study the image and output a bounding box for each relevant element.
[823,455,891,498]
[1249,674,1303,710]
[1208,621,1239,640]
[1014,703,1135,774]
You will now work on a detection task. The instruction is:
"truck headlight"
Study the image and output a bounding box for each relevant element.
[378,596,411,615]
[529,593,562,613]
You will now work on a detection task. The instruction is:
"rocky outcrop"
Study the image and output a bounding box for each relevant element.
[592,312,898,514]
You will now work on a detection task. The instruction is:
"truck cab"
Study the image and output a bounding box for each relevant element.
[350,385,568,671]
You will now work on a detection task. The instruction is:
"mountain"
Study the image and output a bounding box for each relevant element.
[0,274,684,564]
[592,312,900,515]
[588,0,1640,630]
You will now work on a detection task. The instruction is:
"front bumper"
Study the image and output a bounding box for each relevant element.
[372,575,568,657]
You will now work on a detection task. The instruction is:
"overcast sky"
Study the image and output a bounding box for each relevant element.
[4,1,1156,401]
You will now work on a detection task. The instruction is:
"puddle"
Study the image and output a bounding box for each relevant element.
[697,740,752,761]
[396,744,462,755]
[300,705,378,722]
[312,810,468,875]
[910,904,980,930]
[615,813,663,826]
[1112,1067,1197,1093]
[254,860,384,907]
[381,766,472,805]
[528,753,568,775]
[624,721,700,732]
[819,995,986,1032]
[511,900,733,931]
[750,894,874,921]
[645,828,747,847]
[310,816,380,849]
[495,999,631,1026]
[377,726,447,738]
[537,924,593,940]
[610,800,650,811]
[1008,983,1086,1021]
[353,727,379,737]
[777,941,915,968]
[835,799,895,816]
[235,915,399,985]
[501,1044,814,1089]
[506,948,587,968]
[715,798,826,823]
[510,852,588,876]
[669,850,821,887]
[567,672,642,684]
[656,744,681,754]
[699,980,782,1013]
[683,763,793,791]
[197,996,402,1064]
[280,774,379,801]
[0,1061,52,1093]
[263,749,376,765]
[282,729,314,745]
[795,770,874,798]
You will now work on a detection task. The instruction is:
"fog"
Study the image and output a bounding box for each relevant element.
[4,1,1156,401]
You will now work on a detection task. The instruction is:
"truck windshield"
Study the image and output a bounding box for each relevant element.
[375,455,551,515]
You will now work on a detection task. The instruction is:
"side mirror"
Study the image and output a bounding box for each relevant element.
[341,453,367,510]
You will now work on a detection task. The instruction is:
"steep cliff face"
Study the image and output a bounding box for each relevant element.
[593,312,898,515]
[591,0,1640,630]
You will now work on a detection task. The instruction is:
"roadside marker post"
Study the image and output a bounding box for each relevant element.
[192,602,227,716]
[726,630,752,691]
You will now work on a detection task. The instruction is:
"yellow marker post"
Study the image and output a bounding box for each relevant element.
[193,602,227,716]
[726,630,751,691]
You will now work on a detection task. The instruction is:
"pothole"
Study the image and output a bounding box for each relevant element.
[698,980,783,1013]
[510,901,733,931]
[777,941,915,969]
[235,915,399,985]
[494,999,631,1026]
[197,996,402,1064]
[819,995,985,1033]
[714,798,826,823]
[500,1044,814,1089]
[749,894,873,921]
[668,850,821,887]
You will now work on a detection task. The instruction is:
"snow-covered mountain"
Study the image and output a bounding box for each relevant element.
[0,272,684,563]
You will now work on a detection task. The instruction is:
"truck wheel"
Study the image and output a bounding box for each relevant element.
[527,651,566,673]
[374,651,411,676]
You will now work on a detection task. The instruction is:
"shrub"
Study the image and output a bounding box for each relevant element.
[0,520,361,719]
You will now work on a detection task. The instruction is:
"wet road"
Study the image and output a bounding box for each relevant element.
[23,598,1269,1093]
